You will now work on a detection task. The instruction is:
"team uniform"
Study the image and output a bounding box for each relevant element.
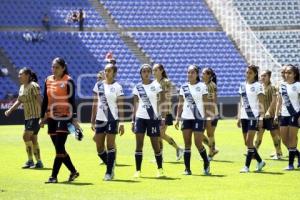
[239,82,264,133]
[93,81,124,134]
[179,81,210,175]
[179,82,208,132]
[154,78,173,125]
[206,81,218,127]
[239,81,265,173]
[263,84,278,131]
[41,74,79,183]
[278,82,300,127]
[133,81,162,136]
[18,82,41,134]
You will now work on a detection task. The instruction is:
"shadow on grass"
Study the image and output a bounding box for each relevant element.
[253,171,284,175]
[265,158,288,162]
[0,189,6,192]
[111,179,140,183]
[192,174,227,178]
[115,164,132,167]
[211,160,234,163]
[141,176,181,180]
[164,161,183,165]
[58,181,94,186]
[30,167,52,171]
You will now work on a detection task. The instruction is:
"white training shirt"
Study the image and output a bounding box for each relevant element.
[93,81,124,121]
[239,82,264,119]
[279,82,300,117]
[132,81,162,119]
[179,82,208,120]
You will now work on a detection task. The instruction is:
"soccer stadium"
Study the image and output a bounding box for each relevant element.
[0,0,299,200]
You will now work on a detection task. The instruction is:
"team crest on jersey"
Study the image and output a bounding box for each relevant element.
[60,83,65,88]
[196,87,201,92]
[110,87,115,93]
[150,86,156,91]
[292,86,297,91]
[250,87,255,92]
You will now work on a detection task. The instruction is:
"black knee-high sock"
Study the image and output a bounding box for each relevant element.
[135,151,143,171]
[62,154,76,173]
[184,149,191,170]
[253,148,262,163]
[98,151,107,165]
[246,148,255,168]
[52,157,63,178]
[289,148,296,167]
[199,147,209,169]
[155,152,163,169]
[107,149,116,175]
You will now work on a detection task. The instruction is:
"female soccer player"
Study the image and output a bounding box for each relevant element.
[201,67,219,160]
[5,68,43,169]
[175,65,210,175]
[275,65,300,170]
[237,65,266,173]
[91,63,124,181]
[254,70,282,159]
[40,57,80,183]
[152,63,184,161]
[132,64,165,178]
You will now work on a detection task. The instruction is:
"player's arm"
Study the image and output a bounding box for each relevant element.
[132,95,139,132]
[274,94,282,124]
[237,97,242,128]
[40,81,48,125]
[91,92,98,132]
[158,91,166,126]
[266,93,277,117]
[117,94,125,135]
[4,98,21,117]
[175,95,183,130]
[203,94,210,119]
[258,94,265,129]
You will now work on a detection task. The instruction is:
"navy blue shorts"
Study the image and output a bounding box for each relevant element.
[280,115,299,127]
[47,118,69,135]
[25,118,40,135]
[95,120,119,134]
[134,118,160,137]
[241,119,258,134]
[263,118,278,131]
[165,114,173,126]
[181,119,206,132]
[211,117,219,127]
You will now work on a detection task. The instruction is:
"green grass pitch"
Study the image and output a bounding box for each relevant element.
[0,120,299,200]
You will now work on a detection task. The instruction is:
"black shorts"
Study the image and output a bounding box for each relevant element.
[263,118,278,131]
[95,120,119,134]
[134,118,160,137]
[24,118,40,135]
[165,114,173,126]
[241,119,258,134]
[181,119,206,132]
[280,115,299,127]
[47,118,70,135]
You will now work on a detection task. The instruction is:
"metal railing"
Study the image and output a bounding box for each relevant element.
[205,0,282,82]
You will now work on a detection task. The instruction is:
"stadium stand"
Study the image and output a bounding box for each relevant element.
[0,0,106,28]
[233,0,300,27]
[100,0,219,27]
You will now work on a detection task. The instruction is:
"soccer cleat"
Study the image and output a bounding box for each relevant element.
[208,149,219,161]
[271,153,282,160]
[284,165,294,171]
[133,171,141,178]
[183,169,192,175]
[255,161,266,172]
[269,152,276,158]
[103,173,114,181]
[240,166,250,173]
[68,171,79,182]
[203,166,211,176]
[45,177,58,184]
[31,160,44,169]
[157,168,165,178]
[176,148,184,161]
[22,160,34,169]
